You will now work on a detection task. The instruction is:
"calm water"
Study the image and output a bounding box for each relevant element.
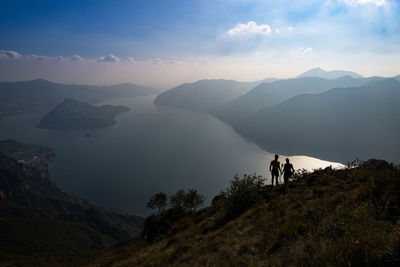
[0,95,341,215]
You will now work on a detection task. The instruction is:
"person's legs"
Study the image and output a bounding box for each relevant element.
[271,170,279,186]
[284,175,289,187]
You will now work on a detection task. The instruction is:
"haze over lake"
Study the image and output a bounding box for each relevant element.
[0,95,341,215]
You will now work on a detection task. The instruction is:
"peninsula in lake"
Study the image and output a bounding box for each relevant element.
[36,98,130,129]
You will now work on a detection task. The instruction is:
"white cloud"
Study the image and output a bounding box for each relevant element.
[97,54,121,62]
[127,56,135,63]
[70,55,84,61]
[0,50,72,62]
[340,0,386,6]
[289,47,313,56]
[0,50,21,60]
[287,26,294,31]
[153,58,164,64]
[27,55,49,61]
[227,21,272,37]
[168,59,185,64]
[275,28,280,34]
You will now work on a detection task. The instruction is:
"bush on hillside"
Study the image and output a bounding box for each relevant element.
[146,192,168,215]
[183,189,205,211]
[221,174,266,220]
[143,189,205,240]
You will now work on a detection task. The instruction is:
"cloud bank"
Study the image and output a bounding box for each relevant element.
[340,0,387,6]
[227,21,272,37]
[0,49,399,89]
[97,54,121,62]
[289,47,313,56]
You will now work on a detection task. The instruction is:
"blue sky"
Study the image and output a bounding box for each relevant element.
[0,0,399,86]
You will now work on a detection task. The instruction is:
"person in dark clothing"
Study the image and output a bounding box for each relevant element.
[282,158,295,187]
[269,154,281,186]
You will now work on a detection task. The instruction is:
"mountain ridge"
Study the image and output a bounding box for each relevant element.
[235,78,400,163]
[154,79,260,112]
[298,67,363,79]
[212,76,377,126]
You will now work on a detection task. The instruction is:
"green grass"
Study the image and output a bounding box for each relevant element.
[93,160,400,266]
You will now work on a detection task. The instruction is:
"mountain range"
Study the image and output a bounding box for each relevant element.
[0,79,157,119]
[236,78,400,163]
[213,76,381,125]
[154,79,259,112]
[153,68,400,163]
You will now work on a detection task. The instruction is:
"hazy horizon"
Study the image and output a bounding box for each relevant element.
[1,0,400,87]
[0,66,398,89]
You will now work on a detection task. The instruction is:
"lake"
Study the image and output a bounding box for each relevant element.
[0,95,342,215]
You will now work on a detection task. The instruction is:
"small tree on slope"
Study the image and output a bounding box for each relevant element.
[184,188,205,211]
[146,192,168,215]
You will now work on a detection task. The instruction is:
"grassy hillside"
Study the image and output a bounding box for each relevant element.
[94,159,400,266]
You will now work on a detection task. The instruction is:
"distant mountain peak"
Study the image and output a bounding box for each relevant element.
[20,78,54,84]
[298,67,363,79]
[309,67,323,71]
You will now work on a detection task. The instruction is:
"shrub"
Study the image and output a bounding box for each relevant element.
[170,190,186,211]
[146,192,168,215]
[183,189,205,211]
[222,174,266,220]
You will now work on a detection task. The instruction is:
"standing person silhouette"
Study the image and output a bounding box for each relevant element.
[282,158,295,188]
[269,154,281,186]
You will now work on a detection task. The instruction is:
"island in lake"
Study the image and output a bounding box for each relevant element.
[36,98,130,129]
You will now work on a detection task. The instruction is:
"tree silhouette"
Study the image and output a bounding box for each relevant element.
[170,189,186,211]
[146,192,168,215]
[184,188,205,211]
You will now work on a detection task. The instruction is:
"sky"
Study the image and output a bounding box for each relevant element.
[0,0,399,87]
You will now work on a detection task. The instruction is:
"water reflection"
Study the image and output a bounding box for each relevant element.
[0,95,342,214]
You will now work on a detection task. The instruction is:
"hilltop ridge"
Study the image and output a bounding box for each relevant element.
[94,159,400,266]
